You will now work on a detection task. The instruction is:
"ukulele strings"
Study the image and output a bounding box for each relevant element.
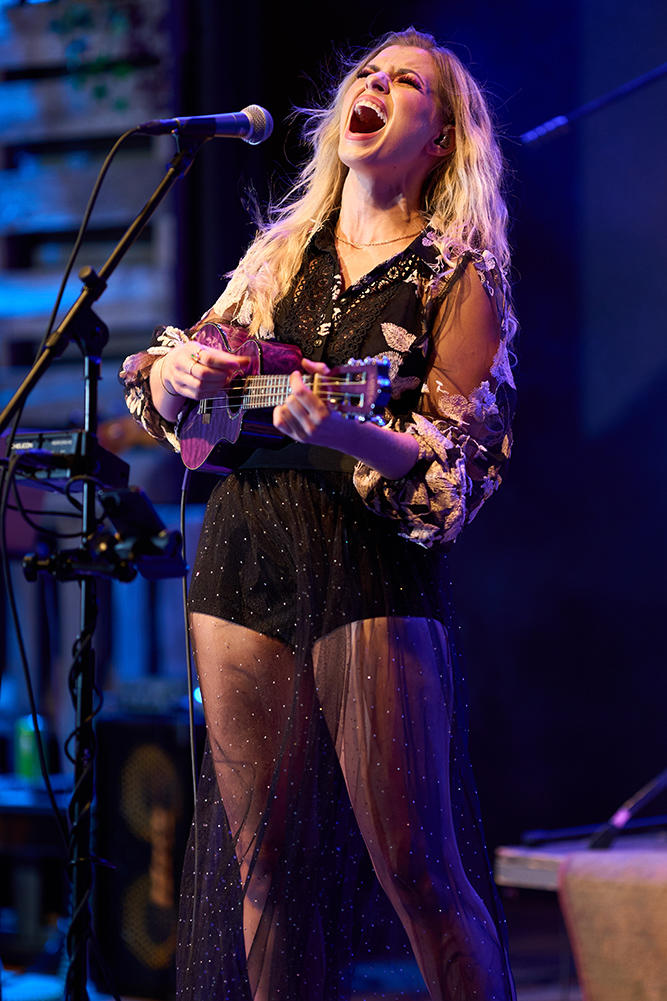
[202,374,372,410]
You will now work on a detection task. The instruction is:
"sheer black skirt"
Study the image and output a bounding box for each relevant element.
[178,469,515,1000]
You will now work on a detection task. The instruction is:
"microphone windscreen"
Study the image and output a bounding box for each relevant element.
[243,105,274,144]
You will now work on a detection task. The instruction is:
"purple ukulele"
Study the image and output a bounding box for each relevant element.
[179,323,391,472]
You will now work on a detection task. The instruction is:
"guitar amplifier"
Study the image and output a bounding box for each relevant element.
[93,712,204,999]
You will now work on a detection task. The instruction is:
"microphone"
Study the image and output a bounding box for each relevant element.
[136,105,273,145]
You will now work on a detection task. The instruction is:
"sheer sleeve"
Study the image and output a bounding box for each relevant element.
[353,251,516,548]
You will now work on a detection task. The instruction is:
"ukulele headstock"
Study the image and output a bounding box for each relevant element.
[314,358,391,420]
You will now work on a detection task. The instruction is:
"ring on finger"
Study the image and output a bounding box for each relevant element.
[189,348,203,377]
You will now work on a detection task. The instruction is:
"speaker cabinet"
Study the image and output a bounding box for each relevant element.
[93,712,204,999]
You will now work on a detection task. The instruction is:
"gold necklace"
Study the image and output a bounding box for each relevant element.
[335,228,423,249]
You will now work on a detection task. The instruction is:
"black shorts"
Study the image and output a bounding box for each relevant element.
[187,468,454,649]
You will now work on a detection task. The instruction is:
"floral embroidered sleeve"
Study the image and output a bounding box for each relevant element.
[118,271,252,451]
[119,324,192,451]
[353,251,517,548]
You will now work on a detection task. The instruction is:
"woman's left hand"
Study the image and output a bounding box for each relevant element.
[273,359,347,448]
[273,359,420,478]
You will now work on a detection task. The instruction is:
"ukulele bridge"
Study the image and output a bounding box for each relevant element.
[198,398,213,425]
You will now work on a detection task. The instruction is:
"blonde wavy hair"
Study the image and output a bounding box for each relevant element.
[222,27,510,336]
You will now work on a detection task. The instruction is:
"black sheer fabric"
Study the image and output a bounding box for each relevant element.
[182,471,515,1000]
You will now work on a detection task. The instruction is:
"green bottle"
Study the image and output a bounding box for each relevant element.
[14,714,46,782]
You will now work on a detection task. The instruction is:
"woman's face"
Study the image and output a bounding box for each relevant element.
[338,45,446,187]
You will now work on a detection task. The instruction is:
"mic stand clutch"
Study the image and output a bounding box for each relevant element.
[0,135,208,1001]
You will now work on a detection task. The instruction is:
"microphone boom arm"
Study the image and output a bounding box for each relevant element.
[0,135,208,435]
[521,59,667,144]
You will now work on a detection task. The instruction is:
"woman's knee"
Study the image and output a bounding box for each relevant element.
[375,855,463,926]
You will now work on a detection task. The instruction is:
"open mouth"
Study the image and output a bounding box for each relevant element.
[349,99,387,135]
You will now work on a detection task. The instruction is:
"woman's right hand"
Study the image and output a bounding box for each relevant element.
[160,341,253,400]
[149,338,253,420]
[150,340,253,421]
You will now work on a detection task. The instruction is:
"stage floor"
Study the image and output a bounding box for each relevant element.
[0,886,579,1001]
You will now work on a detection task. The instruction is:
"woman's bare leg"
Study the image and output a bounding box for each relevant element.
[314,616,512,1001]
[190,612,319,1001]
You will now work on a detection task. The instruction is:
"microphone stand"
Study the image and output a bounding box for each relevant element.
[0,135,207,435]
[520,59,667,144]
[0,134,208,1001]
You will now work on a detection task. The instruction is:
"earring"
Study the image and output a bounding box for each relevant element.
[436,130,451,149]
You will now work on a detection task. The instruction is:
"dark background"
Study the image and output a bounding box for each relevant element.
[174,0,667,849]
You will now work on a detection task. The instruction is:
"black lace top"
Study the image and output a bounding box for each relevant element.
[120,225,516,548]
